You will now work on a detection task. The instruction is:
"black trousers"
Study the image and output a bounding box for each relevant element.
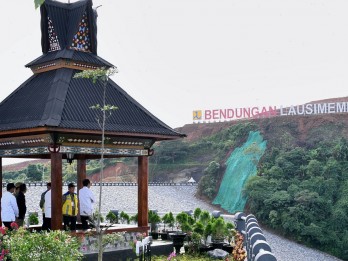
[42,217,51,231]
[3,222,13,230]
[63,215,77,231]
[80,215,90,230]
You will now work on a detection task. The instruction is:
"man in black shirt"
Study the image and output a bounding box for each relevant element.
[16,183,27,227]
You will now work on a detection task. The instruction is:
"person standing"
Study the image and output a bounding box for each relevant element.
[62,183,78,231]
[16,183,27,227]
[79,179,95,230]
[40,182,51,227]
[1,183,19,229]
[43,188,52,231]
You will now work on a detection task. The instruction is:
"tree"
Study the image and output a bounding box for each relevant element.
[333,138,348,161]
[323,158,342,180]
[27,164,42,181]
[306,160,324,177]
[74,67,117,261]
[198,161,221,199]
[64,163,77,182]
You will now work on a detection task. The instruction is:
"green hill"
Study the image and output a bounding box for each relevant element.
[150,113,348,260]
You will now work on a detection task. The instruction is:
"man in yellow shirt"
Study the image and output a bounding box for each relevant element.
[62,183,78,231]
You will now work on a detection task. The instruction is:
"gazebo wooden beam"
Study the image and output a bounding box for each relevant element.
[0,126,183,140]
[51,152,62,230]
[137,156,148,229]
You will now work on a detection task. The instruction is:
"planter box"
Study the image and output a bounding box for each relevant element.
[83,240,173,261]
[160,232,169,240]
[222,244,233,254]
[150,231,159,240]
[199,245,214,253]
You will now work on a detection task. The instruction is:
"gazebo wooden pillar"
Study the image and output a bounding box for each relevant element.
[51,152,63,230]
[137,156,149,228]
[77,159,87,192]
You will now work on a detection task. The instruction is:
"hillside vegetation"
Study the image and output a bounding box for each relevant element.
[151,114,348,260]
[2,158,135,183]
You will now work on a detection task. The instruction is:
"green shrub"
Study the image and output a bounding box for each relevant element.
[211,217,227,241]
[148,210,161,232]
[167,212,175,230]
[130,213,138,224]
[193,208,202,221]
[8,228,83,260]
[162,212,175,231]
[28,213,39,225]
[106,211,118,224]
[120,211,130,224]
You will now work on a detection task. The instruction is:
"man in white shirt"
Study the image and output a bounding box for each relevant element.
[43,188,52,230]
[1,183,19,229]
[39,182,51,221]
[79,179,95,230]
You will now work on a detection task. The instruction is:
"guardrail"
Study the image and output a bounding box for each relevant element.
[235,212,277,261]
[2,182,197,187]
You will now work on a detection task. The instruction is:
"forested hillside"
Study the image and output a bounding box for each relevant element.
[2,158,134,183]
[151,113,348,260]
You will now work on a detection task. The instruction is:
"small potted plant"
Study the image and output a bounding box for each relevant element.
[161,212,174,240]
[185,231,202,254]
[193,208,202,221]
[120,211,130,224]
[28,212,39,226]
[199,220,214,253]
[199,210,211,226]
[106,211,118,224]
[222,221,236,253]
[130,213,138,225]
[148,210,161,240]
[211,217,228,249]
[175,212,189,232]
[170,212,189,254]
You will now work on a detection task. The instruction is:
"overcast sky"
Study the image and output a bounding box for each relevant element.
[1,0,348,165]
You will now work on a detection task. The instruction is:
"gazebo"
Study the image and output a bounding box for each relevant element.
[0,0,184,230]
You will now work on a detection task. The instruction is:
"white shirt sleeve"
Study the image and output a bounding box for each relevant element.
[89,189,95,203]
[44,191,52,218]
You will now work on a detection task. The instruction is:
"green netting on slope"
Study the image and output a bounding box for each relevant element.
[213,131,267,213]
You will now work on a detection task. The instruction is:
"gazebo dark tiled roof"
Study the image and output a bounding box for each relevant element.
[0,68,183,137]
